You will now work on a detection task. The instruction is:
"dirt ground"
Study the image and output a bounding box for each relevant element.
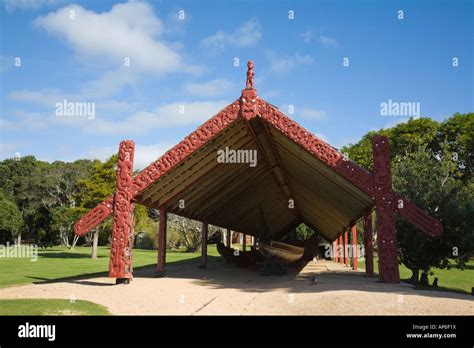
[0,260,472,315]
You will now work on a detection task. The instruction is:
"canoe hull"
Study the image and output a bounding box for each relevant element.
[259,241,304,264]
[216,241,257,267]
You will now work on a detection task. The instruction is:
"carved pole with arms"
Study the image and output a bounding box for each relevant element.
[372,135,400,284]
[109,140,136,284]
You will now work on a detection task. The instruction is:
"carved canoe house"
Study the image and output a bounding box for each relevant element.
[74,61,442,284]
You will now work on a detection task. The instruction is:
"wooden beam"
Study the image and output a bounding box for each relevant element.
[338,234,343,264]
[352,225,358,271]
[142,132,253,206]
[244,119,301,222]
[226,229,232,247]
[344,228,349,267]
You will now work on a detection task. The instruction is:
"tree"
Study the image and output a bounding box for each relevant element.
[75,155,117,258]
[0,191,23,244]
[0,156,49,243]
[148,208,220,252]
[341,117,438,171]
[435,112,474,182]
[50,206,85,249]
[392,145,473,283]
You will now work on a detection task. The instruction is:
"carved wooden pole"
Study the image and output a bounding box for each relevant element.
[156,205,167,277]
[109,140,135,284]
[200,222,208,269]
[338,234,343,264]
[363,211,374,276]
[352,225,358,271]
[333,240,338,262]
[372,135,400,283]
[344,229,349,266]
[226,229,232,248]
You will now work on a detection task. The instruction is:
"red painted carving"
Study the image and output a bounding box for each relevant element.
[394,193,442,237]
[372,135,400,284]
[241,89,258,120]
[246,60,255,90]
[109,140,135,279]
[74,196,114,236]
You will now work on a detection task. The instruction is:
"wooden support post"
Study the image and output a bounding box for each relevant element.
[200,222,208,269]
[344,229,349,267]
[334,239,338,262]
[242,233,246,251]
[363,211,374,277]
[156,206,167,277]
[109,140,135,284]
[352,225,358,271]
[338,235,342,264]
[372,135,400,283]
[226,229,232,248]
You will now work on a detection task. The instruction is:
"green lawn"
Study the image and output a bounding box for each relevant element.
[358,258,473,295]
[0,244,220,289]
[0,299,110,315]
[0,245,221,315]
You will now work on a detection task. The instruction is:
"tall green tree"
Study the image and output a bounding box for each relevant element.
[0,191,23,244]
[75,154,117,258]
[393,145,473,283]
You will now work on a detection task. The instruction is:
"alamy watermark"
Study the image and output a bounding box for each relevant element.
[0,242,38,262]
[380,99,420,118]
[216,147,257,167]
[55,99,95,120]
[324,243,365,259]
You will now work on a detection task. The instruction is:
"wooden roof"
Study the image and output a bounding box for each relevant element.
[135,105,373,242]
[74,61,443,241]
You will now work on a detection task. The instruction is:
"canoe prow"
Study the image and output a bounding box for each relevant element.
[216,241,258,267]
[258,241,304,264]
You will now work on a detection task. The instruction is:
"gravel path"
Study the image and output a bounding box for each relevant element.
[0,260,472,315]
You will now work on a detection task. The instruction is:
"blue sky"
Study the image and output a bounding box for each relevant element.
[1,0,472,168]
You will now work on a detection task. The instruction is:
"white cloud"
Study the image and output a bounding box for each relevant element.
[319,35,338,48]
[267,53,314,74]
[83,142,175,169]
[8,89,73,108]
[279,104,327,121]
[83,100,228,135]
[300,30,314,43]
[300,30,338,48]
[34,2,194,75]
[299,108,327,121]
[4,0,60,12]
[0,110,46,131]
[200,19,262,50]
[184,79,235,97]
[0,140,30,160]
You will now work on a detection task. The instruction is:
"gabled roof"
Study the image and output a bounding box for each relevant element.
[74,62,442,241]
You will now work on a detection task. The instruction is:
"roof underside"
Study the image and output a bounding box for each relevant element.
[136,104,374,242]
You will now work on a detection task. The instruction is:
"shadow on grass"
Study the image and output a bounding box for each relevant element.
[399,278,471,296]
[38,252,107,259]
[25,255,222,286]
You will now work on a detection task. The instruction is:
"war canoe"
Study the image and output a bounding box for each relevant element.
[216,241,257,267]
[258,241,304,264]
